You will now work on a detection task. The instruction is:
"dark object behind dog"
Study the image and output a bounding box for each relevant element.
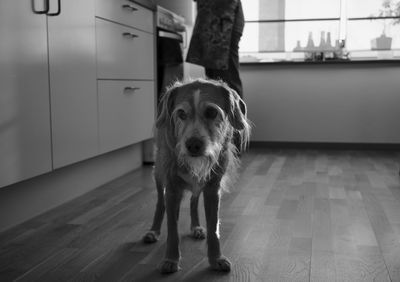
[142,78,251,273]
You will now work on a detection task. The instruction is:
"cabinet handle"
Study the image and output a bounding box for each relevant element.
[122,32,138,39]
[47,0,61,16]
[124,87,140,93]
[122,4,138,12]
[32,0,49,14]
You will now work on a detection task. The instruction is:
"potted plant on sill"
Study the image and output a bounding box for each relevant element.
[370,0,400,50]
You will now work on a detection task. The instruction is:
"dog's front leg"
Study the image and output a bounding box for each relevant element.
[203,185,231,272]
[190,194,206,240]
[159,187,183,274]
[143,177,165,243]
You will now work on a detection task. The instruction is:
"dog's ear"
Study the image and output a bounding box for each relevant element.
[220,84,251,150]
[156,85,179,151]
[156,86,177,129]
[223,86,248,130]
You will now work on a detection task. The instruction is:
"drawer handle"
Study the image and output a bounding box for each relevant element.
[32,0,49,14]
[47,0,61,16]
[122,32,138,39]
[124,87,140,93]
[122,4,137,12]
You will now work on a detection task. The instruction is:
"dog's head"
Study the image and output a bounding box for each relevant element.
[156,79,250,180]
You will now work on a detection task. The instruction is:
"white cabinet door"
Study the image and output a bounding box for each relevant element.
[96,19,155,80]
[98,80,155,154]
[95,0,154,33]
[47,0,98,169]
[0,0,52,188]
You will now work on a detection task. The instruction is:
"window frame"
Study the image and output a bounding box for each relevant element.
[239,0,400,63]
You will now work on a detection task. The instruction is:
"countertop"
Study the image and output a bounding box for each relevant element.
[131,0,156,11]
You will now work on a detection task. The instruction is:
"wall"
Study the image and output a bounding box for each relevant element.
[241,62,400,143]
[0,143,143,233]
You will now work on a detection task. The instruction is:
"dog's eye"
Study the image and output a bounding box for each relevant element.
[177,109,187,120]
[204,107,218,120]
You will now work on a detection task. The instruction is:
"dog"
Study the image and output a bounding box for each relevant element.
[142,78,251,274]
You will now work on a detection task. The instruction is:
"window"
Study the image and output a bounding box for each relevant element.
[240,0,400,62]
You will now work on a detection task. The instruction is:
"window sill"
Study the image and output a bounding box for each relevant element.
[240,58,400,66]
[240,49,400,65]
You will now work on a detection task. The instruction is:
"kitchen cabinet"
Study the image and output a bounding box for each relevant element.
[0,0,98,187]
[96,19,154,80]
[98,81,155,153]
[0,0,156,188]
[0,0,52,188]
[95,0,153,33]
[48,0,98,168]
[95,0,156,154]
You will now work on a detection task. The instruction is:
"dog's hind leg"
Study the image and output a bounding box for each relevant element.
[143,177,165,243]
[190,194,206,240]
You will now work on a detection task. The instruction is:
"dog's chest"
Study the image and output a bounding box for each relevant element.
[178,171,204,196]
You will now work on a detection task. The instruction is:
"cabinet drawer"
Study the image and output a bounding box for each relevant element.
[95,0,153,33]
[98,80,155,153]
[96,18,154,80]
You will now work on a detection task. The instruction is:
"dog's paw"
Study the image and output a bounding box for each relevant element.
[158,259,180,274]
[191,226,206,240]
[209,256,231,272]
[142,230,160,244]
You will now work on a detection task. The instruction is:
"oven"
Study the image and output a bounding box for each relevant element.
[156,6,186,103]
[143,6,186,163]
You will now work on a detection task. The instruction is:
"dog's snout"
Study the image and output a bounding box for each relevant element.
[185,137,205,156]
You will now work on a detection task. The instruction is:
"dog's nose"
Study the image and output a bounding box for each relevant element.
[185,137,204,157]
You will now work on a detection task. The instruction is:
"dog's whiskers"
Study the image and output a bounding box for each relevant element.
[177,153,218,182]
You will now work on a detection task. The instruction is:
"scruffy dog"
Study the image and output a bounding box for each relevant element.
[142,78,251,274]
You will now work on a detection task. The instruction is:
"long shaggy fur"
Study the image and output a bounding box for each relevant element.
[155,78,250,191]
[143,78,251,274]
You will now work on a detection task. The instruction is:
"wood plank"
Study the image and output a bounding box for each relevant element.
[347,190,379,247]
[0,148,399,281]
[0,224,81,281]
[310,198,336,281]
[361,191,400,281]
[14,248,78,282]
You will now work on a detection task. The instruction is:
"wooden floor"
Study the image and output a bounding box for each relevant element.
[1,148,400,282]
